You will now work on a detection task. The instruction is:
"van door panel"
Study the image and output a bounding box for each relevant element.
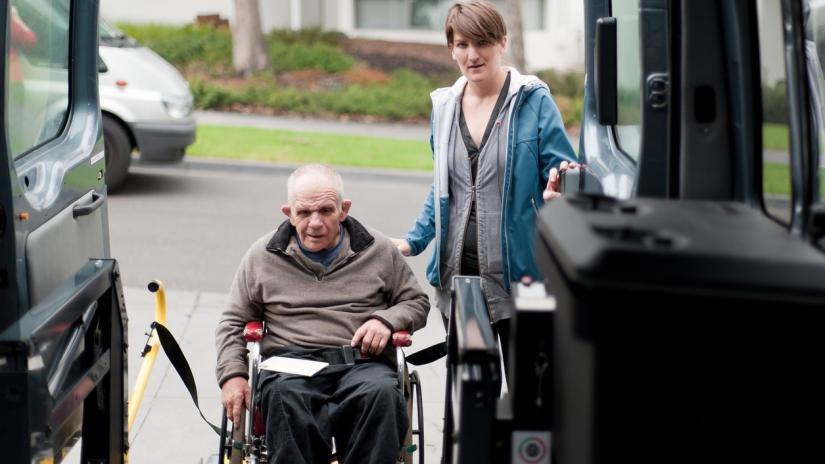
[25,190,105,306]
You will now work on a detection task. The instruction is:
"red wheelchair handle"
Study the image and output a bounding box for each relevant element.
[244,321,264,343]
[392,331,412,347]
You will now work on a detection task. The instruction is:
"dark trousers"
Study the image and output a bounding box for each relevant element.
[257,350,407,464]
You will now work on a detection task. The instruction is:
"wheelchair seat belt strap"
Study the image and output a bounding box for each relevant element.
[152,322,222,435]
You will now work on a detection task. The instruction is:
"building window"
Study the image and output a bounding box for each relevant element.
[355,0,545,31]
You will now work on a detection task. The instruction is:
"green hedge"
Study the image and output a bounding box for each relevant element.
[268,42,353,73]
[117,23,584,124]
[117,24,233,71]
[117,23,352,74]
[762,81,789,124]
[537,68,585,99]
[191,69,433,120]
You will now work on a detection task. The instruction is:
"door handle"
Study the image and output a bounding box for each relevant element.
[72,192,104,218]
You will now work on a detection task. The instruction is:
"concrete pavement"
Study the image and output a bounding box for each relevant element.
[65,285,447,464]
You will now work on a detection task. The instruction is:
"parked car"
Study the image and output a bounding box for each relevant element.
[98,19,195,190]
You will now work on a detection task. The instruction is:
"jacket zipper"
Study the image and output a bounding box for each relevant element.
[531,197,540,216]
[474,186,495,322]
[501,91,523,287]
[455,183,474,275]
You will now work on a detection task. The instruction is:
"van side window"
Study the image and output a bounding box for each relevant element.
[7,0,71,159]
[612,0,642,161]
[756,0,791,224]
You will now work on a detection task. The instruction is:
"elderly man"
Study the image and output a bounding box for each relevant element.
[216,164,430,464]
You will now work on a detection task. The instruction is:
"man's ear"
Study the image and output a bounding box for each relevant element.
[281,204,294,224]
[340,199,352,221]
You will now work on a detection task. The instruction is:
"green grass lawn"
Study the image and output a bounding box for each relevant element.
[764,162,825,196]
[188,125,433,171]
[763,123,789,151]
[763,162,791,196]
[187,124,808,196]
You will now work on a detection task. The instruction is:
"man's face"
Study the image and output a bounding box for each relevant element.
[282,180,351,252]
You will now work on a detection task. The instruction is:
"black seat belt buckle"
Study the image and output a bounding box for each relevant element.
[341,345,355,365]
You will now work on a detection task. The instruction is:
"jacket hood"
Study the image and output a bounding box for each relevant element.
[431,67,547,108]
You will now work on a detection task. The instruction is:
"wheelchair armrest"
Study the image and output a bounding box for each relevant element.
[244,321,265,343]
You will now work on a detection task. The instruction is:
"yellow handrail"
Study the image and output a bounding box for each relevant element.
[127,280,167,432]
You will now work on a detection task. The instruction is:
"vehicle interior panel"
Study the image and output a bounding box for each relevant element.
[536,195,825,296]
[678,0,733,200]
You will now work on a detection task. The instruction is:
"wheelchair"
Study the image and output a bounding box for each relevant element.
[218,321,425,464]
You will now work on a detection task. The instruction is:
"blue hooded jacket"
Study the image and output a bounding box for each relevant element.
[405,68,577,292]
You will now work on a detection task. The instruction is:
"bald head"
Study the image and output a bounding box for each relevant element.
[286,164,345,207]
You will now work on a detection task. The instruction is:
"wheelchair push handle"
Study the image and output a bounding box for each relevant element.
[392,331,412,347]
[244,321,265,343]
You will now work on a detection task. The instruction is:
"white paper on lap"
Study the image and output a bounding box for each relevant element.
[259,356,329,377]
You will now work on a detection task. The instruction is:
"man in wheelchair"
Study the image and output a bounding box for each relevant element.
[215,164,430,464]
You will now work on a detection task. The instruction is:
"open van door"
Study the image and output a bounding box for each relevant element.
[578,0,669,198]
[1,0,127,461]
[534,0,825,462]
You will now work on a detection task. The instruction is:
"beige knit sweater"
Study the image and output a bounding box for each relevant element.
[215,217,430,386]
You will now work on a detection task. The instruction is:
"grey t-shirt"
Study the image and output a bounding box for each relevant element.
[458,72,511,275]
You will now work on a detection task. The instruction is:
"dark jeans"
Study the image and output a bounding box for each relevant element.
[257,349,407,464]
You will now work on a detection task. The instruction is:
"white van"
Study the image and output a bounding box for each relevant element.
[98,19,195,189]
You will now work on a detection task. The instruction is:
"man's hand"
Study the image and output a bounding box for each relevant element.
[544,161,581,202]
[351,319,392,356]
[221,376,251,424]
[390,238,412,257]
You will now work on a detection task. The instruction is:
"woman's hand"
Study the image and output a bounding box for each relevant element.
[544,161,581,201]
[390,237,412,256]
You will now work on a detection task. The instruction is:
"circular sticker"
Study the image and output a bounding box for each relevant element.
[518,436,548,463]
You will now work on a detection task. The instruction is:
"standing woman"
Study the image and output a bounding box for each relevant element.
[393,0,577,363]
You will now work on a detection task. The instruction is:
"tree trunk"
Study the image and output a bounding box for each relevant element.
[232,0,271,77]
[504,0,528,72]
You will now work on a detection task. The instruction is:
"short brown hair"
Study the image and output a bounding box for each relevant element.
[445,1,507,46]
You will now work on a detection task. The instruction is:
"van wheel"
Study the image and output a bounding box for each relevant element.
[103,116,132,191]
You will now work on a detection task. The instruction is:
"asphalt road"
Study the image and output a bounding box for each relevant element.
[98,161,447,463]
[109,160,433,293]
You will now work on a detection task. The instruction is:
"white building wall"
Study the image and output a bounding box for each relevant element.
[100,0,234,24]
[101,0,583,72]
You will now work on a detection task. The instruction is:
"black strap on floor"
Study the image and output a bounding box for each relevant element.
[151,322,222,435]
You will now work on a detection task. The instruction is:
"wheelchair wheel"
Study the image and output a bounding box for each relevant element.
[218,406,247,464]
[218,407,231,462]
[410,370,425,464]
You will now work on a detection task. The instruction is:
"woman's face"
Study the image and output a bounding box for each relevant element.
[450,31,506,83]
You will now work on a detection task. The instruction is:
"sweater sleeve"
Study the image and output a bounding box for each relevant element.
[370,243,430,332]
[215,251,266,387]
